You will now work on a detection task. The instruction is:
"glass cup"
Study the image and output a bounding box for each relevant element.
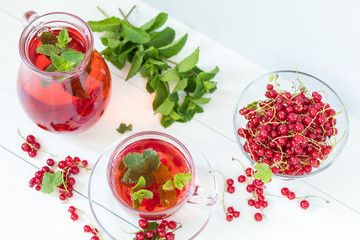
[106,131,215,220]
[18,11,111,133]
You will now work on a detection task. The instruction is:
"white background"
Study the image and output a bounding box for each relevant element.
[142,0,360,119]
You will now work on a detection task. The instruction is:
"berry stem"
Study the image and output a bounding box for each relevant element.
[17,129,57,157]
[264,193,330,203]
[76,208,105,240]
[171,222,183,233]
[212,170,228,217]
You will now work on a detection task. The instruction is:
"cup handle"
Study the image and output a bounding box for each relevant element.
[22,11,39,27]
[187,185,218,206]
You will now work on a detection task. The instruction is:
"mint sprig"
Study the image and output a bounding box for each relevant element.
[88,7,219,128]
[36,28,85,75]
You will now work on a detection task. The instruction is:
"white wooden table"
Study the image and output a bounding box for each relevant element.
[1,0,359,239]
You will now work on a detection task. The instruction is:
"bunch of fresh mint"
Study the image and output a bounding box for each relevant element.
[88,7,219,128]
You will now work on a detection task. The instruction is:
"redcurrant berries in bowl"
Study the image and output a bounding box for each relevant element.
[233,70,349,179]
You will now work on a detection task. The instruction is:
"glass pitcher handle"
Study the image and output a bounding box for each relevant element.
[22,11,39,27]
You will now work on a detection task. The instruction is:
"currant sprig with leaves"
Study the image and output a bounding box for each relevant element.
[88,6,219,128]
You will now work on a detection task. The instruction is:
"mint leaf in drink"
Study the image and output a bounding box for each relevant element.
[173,173,192,190]
[40,32,58,45]
[56,28,72,48]
[141,12,168,32]
[116,123,133,134]
[132,176,146,191]
[177,48,199,73]
[61,51,85,67]
[132,189,153,209]
[36,44,60,56]
[45,63,57,72]
[162,179,175,191]
[50,53,74,72]
[41,171,63,194]
[253,163,273,183]
[122,149,160,187]
[87,17,122,32]
[158,34,188,58]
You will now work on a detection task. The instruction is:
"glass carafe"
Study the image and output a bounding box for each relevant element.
[18,11,111,133]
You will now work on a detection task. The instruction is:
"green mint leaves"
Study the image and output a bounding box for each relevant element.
[253,163,273,183]
[41,171,63,194]
[122,149,160,187]
[88,7,219,128]
[162,173,192,191]
[131,176,153,209]
[116,123,133,134]
[36,29,85,74]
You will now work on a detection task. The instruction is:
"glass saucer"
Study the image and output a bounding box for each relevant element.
[88,132,218,239]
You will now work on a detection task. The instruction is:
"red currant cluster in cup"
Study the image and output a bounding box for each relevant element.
[21,134,41,158]
[238,81,340,176]
[135,219,179,240]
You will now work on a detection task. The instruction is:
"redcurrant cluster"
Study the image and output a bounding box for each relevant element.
[281,187,310,209]
[68,206,79,221]
[225,206,240,222]
[238,80,340,176]
[84,224,100,240]
[21,134,40,158]
[135,219,179,240]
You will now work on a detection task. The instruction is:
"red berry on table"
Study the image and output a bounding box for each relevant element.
[91,228,98,235]
[226,214,233,222]
[281,187,289,196]
[246,184,255,193]
[71,166,80,175]
[227,185,235,194]
[146,230,155,239]
[254,213,263,222]
[226,178,234,186]
[59,194,66,201]
[84,225,91,232]
[157,231,166,238]
[160,220,168,227]
[168,220,177,230]
[21,143,30,152]
[138,219,148,229]
[238,175,246,183]
[135,232,145,240]
[68,206,76,213]
[300,200,310,209]
[248,199,255,206]
[28,150,37,158]
[227,207,234,214]
[245,168,253,177]
[33,142,40,149]
[58,161,66,169]
[82,160,88,167]
[287,192,296,200]
[233,211,240,218]
[35,185,41,191]
[91,237,99,240]
[73,156,80,163]
[26,135,35,143]
[68,177,76,186]
[262,201,268,208]
[70,213,78,221]
[165,232,175,240]
[46,158,55,166]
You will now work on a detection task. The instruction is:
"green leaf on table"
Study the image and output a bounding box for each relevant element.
[152,80,169,111]
[148,59,168,71]
[145,27,175,48]
[40,32,58,45]
[173,78,188,92]
[191,97,211,105]
[155,98,176,115]
[253,163,273,183]
[198,66,219,81]
[56,28,72,48]
[36,44,60,56]
[122,22,151,44]
[162,179,175,191]
[192,75,204,99]
[126,46,145,80]
[160,68,179,82]
[247,101,259,110]
[158,34,188,58]
[87,17,121,32]
[177,48,199,73]
[122,149,160,187]
[118,46,135,68]
[203,81,217,93]
[140,12,168,32]
[173,173,192,190]
[116,123,133,134]
[41,171,63,194]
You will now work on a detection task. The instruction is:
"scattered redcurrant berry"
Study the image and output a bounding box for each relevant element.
[300,200,310,209]
[254,213,263,222]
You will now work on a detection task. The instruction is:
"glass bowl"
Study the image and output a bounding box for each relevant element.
[233,70,349,179]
